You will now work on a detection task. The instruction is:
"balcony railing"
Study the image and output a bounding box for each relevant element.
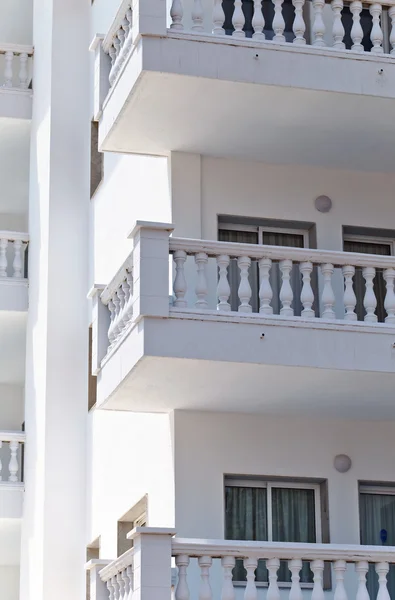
[0,430,25,484]
[95,223,395,365]
[0,44,33,90]
[87,528,395,600]
[100,0,395,98]
[0,231,29,280]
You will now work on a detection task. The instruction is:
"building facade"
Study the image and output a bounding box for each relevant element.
[2,0,395,599]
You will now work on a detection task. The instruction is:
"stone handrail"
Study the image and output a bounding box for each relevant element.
[0,430,25,483]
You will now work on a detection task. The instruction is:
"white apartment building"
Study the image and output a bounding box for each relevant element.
[2,0,395,599]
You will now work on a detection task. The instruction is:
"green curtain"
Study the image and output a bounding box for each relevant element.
[225,485,268,582]
[360,492,395,599]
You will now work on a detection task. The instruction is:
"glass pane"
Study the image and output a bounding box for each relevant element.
[225,485,268,582]
[272,487,316,583]
[344,240,391,322]
[360,492,395,600]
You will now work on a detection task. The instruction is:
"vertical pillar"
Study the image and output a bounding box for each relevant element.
[20,1,90,599]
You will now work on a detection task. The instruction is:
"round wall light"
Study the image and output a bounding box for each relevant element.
[315,195,332,213]
[334,454,352,473]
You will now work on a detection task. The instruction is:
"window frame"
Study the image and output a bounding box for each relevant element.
[343,233,395,255]
[225,478,322,543]
[218,222,310,249]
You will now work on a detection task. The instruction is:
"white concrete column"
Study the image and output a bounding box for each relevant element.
[127,527,176,600]
[20,1,90,600]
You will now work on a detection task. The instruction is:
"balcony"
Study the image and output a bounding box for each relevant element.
[0,44,33,119]
[91,222,395,419]
[92,0,395,170]
[88,528,395,600]
[0,430,25,520]
[0,231,29,312]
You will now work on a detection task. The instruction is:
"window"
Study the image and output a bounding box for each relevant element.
[359,484,395,598]
[343,234,395,322]
[218,222,311,315]
[225,478,322,584]
[90,121,103,198]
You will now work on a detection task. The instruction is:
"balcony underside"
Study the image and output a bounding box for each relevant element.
[97,313,395,419]
[99,34,395,171]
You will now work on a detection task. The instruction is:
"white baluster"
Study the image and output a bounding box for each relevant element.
[18,53,28,89]
[279,259,294,316]
[198,556,212,600]
[112,288,122,342]
[370,4,383,54]
[117,572,125,600]
[112,575,120,600]
[292,0,306,44]
[376,562,391,600]
[125,271,134,323]
[8,441,19,482]
[175,555,190,600]
[0,441,2,481]
[120,278,130,330]
[355,561,370,600]
[173,250,188,308]
[311,560,325,600]
[221,556,235,600]
[252,0,265,40]
[342,265,357,321]
[107,578,115,600]
[312,0,326,46]
[238,256,252,313]
[321,263,335,319]
[217,255,231,311]
[331,0,345,49]
[300,261,314,318]
[0,238,8,277]
[389,7,395,54]
[384,268,395,323]
[13,240,22,278]
[192,0,204,30]
[232,0,245,38]
[213,0,226,35]
[3,51,13,88]
[244,557,258,600]
[126,565,133,600]
[334,560,348,600]
[259,257,273,314]
[170,0,184,30]
[116,285,126,335]
[350,1,364,52]
[195,252,208,309]
[273,0,286,41]
[118,27,125,53]
[267,558,280,600]
[289,559,303,600]
[107,298,116,346]
[121,568,130,600]
[363,266,377,322]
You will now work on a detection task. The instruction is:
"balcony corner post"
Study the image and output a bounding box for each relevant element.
[89,35,111,121]
[131,0,168,38]
[85,560,112,600]
[127,527,176,600]
[128,221,174,320]
[88,285,109,374]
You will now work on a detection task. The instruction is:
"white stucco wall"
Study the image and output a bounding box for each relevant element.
[86,410,175,558]
[0,566,19,600]
[0,384,23,429]
[0,0,33,45]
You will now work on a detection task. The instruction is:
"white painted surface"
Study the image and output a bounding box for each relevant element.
[91,153,170,284]
[0,565,19,600]
[86,410,175,558]
[0,385,23,428]
[0,313,26,383]
[20,2,90,600]
[173,411,395,543]
[0,120,29,218]
[0,0,33,45]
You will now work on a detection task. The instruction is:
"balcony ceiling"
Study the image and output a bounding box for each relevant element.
[100,36,395,172]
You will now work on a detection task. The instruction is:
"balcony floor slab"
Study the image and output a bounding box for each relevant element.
[97,313,395,419]
[100,34,395,172]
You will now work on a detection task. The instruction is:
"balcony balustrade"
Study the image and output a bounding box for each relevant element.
[0,231,29,280]
[0,44,33,90]
[87,528,395,600]
[0,431,25,485]
[99,224,395,361]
